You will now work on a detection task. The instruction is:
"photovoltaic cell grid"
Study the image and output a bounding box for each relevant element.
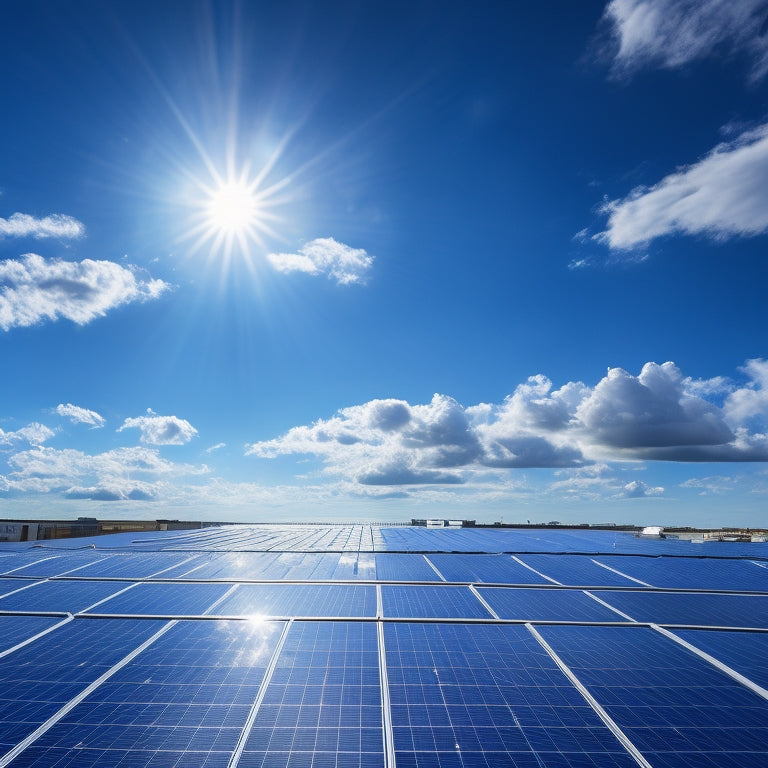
[385,623,638,768]
[539,625,768,767]
[8,619,284,768]
[0,524,767,768]
[212,584,377,618]
[241,621,383,768]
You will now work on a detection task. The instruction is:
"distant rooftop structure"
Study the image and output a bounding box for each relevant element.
[0,523,767,766]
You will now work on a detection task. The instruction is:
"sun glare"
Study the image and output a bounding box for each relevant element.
[207,181,258,234]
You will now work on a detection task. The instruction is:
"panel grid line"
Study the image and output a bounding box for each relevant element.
[526,622,654,768]
[650,623,768,701]
[0,618,177,768]
[227,618,292,768]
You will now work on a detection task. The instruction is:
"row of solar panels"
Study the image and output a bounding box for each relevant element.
[0,614,766,767]
[24,524,768,557]
[3,550,768,590]
[2,579,768,628]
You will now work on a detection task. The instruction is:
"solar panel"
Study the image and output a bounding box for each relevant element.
[211,584,377,618]
[241,621,383,767]
[7,619,284,768]
[591,589,768,628]
[539,624,768,766]
[1,524,767,767]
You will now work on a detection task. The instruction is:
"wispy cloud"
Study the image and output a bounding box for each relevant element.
[600,0,768,81]
[55,403,105,428]
[594,124,768,251]
[118,411,198,445]
[246,359,768,487]
[205,442,226,453]
[0,253,169,330]
[0,212,85,239]
[267,238,374,285]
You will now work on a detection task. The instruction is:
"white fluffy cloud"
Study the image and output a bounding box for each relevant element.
[0,253,169,330]
[118,412,198,445]
[0,212,85,239]
[0,422,55,446]
[595,124,768,251]
[267,238,374,285]
[55,403,105,428]
[0,445,208,501]
[601,0,768,81]
[246,359,768,486]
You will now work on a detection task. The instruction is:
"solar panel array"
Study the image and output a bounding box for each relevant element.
[0,524,767,767]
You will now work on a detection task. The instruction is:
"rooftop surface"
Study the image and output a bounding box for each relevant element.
[0,524,767,767]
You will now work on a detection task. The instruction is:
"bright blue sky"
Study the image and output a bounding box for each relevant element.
[2,0,768,526]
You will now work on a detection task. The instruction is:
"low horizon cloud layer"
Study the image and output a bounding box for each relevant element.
[1,359,767,517]
[601,0,768,81]
[596,124,768,251]
[247,359,768,485]
[0,253,169,330]
[267,237,374,285]
[0,212,85,239]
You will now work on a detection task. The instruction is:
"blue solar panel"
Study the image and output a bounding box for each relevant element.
[0,615,61,653]
[375,554,440,581]
[517,554,640,587]
[85,583,232,615]
[592,589,768,627]
[539,624,768,766]
[381,586,491,618]
[427,554,548,584]
[594,555,768,591]
[674,629,768,691]
[0,578,42,598]
[212,584,377,617]
[477,587,627,622]
[0,580,131,614]
[241,621,383,767]
[75,553,196,579]
[385,623,639,767]
[0,618,166,752]
[8,619,284,768]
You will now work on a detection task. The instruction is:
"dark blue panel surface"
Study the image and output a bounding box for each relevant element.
[76,553,195,579]
[478,587,627,622]
[427,554,547,584]
[385,623,638,767]
[381,586,491,619]
[375,554,440,581]
[594,555,768,591]
[242,621,383,768]
[0,615,60,653]
[592,590,768,628]
[539,625,768,766]
[6,619,284,768]
[212,584,377,617]
[517,554,640,587]
[675,629,768,691]
[0,580,130,614]
[86,583,231,615]
[0,618,165,752]
[0,579,42,598]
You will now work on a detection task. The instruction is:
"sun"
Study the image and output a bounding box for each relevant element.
[184,166,284,273]
[206,180,258,235]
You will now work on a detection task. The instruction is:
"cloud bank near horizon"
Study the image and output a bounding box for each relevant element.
[246,359,768,485]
